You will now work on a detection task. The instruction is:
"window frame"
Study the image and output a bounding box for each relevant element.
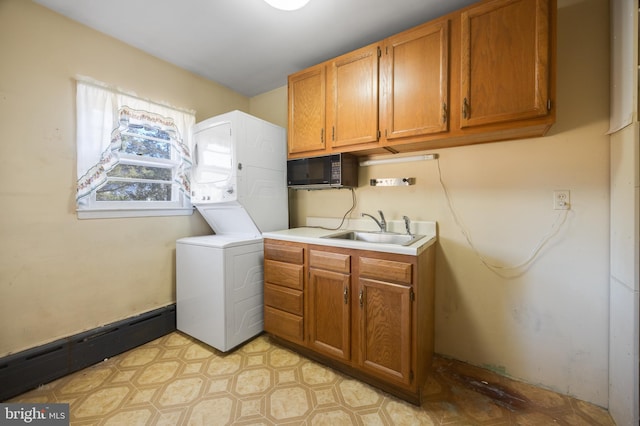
[91,156,184,206]
[75,80,194,219]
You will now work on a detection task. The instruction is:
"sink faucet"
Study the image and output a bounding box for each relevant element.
[362,210,387,232]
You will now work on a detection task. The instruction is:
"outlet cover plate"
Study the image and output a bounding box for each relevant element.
[554,190,570,210]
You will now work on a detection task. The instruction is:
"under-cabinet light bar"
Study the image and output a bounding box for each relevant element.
[359,154,438,167]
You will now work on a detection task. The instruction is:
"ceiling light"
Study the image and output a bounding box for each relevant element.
[264,0,311,11]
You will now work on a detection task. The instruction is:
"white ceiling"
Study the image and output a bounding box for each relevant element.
[33,0,480,97]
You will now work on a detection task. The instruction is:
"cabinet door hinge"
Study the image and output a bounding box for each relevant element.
[410,288,415,302]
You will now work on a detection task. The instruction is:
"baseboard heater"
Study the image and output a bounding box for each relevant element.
[0,304,176,401]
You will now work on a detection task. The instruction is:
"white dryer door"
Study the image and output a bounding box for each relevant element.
[191,120,236,203]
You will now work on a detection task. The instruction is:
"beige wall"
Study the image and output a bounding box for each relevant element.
[0,0,250,356]
[0,0,612,409]
[250,86,288,128]
[290,0,611,406]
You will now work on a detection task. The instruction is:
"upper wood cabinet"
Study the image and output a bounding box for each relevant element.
[286,0,555,158]
[288,63,326,155]
[381,18,450,142]
[459,0,552,128]
[327,43,381,149]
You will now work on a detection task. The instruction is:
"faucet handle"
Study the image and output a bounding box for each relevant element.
[377,210,387,232]
[402,216,412,235]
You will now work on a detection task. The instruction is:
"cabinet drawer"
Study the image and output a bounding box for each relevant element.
[265,259,304,290]
[359,257,412,284]
[264,306,304,343]
[309,250,350,273]
[265,283,303,316]
[265,242,304,264]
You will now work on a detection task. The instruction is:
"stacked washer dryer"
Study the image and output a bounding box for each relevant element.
[176,110,288,352]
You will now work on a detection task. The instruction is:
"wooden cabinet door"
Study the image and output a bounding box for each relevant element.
[460,0,551,128]
[327,43,380,148]
[358,278,413,387]
[308,267,351,361]
[288,63,326,155]
[382,19,449,141]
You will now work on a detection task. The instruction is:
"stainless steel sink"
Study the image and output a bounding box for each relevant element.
[322,230,425,246]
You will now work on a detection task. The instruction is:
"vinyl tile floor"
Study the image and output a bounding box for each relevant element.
[9,332,615,425]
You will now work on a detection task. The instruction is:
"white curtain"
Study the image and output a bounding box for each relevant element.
[75,79,195,207]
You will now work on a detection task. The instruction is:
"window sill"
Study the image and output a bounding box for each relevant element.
[77,207,194,220]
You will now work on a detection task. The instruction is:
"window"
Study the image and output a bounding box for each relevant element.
[76,79,195,218]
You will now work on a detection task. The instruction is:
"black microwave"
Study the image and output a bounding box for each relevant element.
[287,153,359,189]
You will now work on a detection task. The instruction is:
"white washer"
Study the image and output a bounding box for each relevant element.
[176,111,288,352]
[176,235,264,352]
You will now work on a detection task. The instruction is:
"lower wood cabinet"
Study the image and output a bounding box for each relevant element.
[358,277,413,387]
[308,249,352,361]
[263,239,436,404]
[263,241,305,344]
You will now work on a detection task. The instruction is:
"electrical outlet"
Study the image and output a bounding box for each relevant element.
[553,190,570,210]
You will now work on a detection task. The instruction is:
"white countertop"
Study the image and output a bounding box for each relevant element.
[262,218,437,256]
